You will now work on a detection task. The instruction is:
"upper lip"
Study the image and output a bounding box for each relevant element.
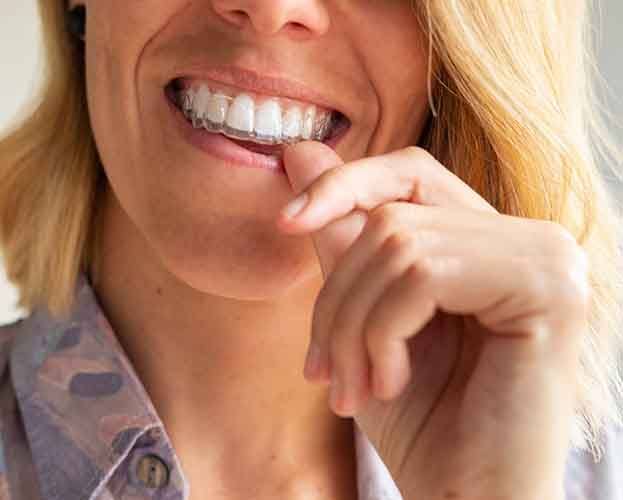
[171,64,346,117]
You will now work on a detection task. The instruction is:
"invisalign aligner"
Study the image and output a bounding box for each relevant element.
[177,86,335,146]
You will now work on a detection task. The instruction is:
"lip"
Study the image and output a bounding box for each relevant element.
[169,64,348,121]
[164,86,350,174]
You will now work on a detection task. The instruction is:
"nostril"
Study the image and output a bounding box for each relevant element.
[230,9,248,24]
[286,21,313,36]
[218,9,249,27]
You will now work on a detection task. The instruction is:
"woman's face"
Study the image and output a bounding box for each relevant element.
[80,0,432,296]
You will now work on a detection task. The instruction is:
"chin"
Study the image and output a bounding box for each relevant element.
[147,215,323,301]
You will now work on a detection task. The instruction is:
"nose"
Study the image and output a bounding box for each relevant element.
[211,0,330,38]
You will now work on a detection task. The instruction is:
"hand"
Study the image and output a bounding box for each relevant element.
[276,141,588,500]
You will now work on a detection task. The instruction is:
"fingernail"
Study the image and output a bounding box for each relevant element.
[304,341,321,379]
[281,192,309,219]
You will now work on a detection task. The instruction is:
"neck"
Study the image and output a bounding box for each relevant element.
[88,185,358,498]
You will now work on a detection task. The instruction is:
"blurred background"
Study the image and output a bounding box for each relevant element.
[0,0,622,323]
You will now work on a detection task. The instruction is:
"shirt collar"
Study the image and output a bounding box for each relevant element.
[9,271,402,500]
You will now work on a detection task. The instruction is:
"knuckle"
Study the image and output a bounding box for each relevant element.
[369,202,394,220]
[555,259,592,311]
[409,177,429,205]
[566,243,591,279]
[369,201,413,228]
[381,232,411,256]
[565,246,591,304]
[396,146,432,203]
[407,257,436,283]
[538,223,591,308]
[368,204,398,234]
[542,220,577,249]
[520,259,550,304]
[402,145,430,161]
[519,253,591,319]
[523,321,552,350]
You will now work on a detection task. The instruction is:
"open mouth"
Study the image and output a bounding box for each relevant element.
[164,77,351,159]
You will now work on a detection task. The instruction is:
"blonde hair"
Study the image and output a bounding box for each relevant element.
[1,0,622,458]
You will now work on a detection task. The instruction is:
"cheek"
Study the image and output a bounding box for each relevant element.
[347,1,429,88]
[369,22,430,120]
[84,0,189,138]
[376,40,431,148]
[341,4,431,151]
[84,1,189,214]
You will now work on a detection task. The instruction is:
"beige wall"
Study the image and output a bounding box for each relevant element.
[0,0,41,323]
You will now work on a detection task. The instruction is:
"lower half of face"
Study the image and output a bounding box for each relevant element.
[86,0,431,297]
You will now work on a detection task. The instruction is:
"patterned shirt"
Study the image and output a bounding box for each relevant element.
[0,271,620,500]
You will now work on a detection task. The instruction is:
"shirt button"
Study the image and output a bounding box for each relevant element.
[135,453,170,489]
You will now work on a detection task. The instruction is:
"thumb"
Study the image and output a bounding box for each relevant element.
[282,141,368,280]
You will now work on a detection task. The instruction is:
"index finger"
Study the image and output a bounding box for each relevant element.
[279,145,498,232]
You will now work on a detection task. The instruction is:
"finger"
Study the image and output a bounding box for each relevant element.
[324,232,419,416]
[364,264,438,401]
[279,145,498,235]
[280,140,345,195]
[308,204,500,386]
[306,216,389,384]
[362,254,557,402]
[322,222,502,410]
[279,141,369,280]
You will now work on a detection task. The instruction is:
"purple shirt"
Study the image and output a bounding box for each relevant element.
[0,271,620,499]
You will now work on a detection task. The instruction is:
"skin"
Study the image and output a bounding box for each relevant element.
[73,0,587,498]
[279,141,585,499]
[71,1,431,499]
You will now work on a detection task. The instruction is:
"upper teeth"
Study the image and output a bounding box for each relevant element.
[178,83,334,145]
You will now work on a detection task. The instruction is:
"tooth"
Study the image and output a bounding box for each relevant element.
[226,94,254,132]
[182,101,192,120]
[207,93,229,125]
[182,88,195,113]
[301,106,316,140]
[193,84,211,119]
[254,100,282,140]
[282,107,302,139]
[179,84,336,144]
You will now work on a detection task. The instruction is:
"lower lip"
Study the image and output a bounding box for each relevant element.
[165,91,349,175]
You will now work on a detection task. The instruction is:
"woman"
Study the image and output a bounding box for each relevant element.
[0,0,622,499]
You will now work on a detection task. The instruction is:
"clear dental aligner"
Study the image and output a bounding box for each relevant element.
[176,84,335,145]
